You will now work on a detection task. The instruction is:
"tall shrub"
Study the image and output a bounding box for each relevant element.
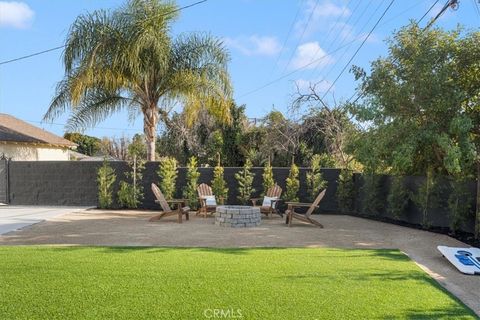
[361,174,383,215]
[336,169,355,213]
[97,160,116,209]
[285,161,300,202]
[262,158,275,195]
[448,179,472,234]
[412,169,442,228]
[157,157,178,200]
[117,155,145,209]
[387,176,410,219]
[235,158,255,204]
[183,156,200,210]
[306,154,327,201]
[211,156,228,203]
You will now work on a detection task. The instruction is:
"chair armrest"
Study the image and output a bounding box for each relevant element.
[250,198,262,206]
[285,202,317,208]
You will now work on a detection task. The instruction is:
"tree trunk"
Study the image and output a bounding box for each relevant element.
[144,105,158,161]
[476,160,480,240]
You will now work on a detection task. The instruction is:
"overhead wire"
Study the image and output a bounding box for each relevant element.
[0,0,208,66]
[320,0,396,100]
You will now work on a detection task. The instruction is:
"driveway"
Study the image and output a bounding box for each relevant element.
[0,206,89,235]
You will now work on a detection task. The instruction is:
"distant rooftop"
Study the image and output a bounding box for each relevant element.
[0,113,76,148]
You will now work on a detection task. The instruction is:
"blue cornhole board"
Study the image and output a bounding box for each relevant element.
[438,246,480,275]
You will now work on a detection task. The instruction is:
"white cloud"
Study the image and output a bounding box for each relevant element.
[296,0,351,38]
[224,35,281,56]
[291,41,334,70]
[0,1,34,29]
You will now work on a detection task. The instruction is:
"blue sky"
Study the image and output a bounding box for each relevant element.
[0,0,479,138]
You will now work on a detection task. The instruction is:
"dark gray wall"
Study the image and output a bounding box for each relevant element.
[8,161,340,212]
[7,161,478,235]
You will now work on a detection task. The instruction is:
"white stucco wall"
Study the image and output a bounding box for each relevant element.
[0,144,70,161]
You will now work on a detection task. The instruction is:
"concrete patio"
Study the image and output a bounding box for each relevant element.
[0,209,479,316]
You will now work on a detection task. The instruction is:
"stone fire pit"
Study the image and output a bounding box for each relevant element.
[215,205,261,228]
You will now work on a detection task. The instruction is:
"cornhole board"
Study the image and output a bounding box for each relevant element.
[437,246,480,275]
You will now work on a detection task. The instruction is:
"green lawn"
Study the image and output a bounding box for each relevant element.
[0,247,476,320]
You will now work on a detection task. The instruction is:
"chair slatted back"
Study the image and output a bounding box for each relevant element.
[151,183,171,213]
[197,183,213,198]
[306,189,326,217]
[266,184,282,198]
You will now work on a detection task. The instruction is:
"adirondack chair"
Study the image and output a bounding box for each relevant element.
[196,183,221,217]
[250,184,283,217]
[149,183,190,223]
[285,189,326,228]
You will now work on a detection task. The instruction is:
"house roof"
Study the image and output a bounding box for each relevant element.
[0,113,76,148]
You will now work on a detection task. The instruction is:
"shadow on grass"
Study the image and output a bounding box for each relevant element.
[383,306,478,319]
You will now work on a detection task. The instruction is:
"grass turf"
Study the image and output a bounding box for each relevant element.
[0,247,477,320]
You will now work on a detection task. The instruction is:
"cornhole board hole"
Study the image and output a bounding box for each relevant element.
[437,246,480,275]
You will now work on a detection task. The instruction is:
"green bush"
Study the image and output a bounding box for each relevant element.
[361,174,384,215]
[157,157,178,200]
[387,176,410,219]
[96,160,116,209]
[285,161,300,202]
[183,156,200,210]
[412,170,442,228]
[336,169,355,213]
[306,154,328,202]
[235,158,255,204]
[117,155,144,209]
[211,159,228,203]
[262,158,275,196]
[448,179,472,233]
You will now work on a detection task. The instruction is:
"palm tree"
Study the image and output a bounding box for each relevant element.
[44,0,232,160]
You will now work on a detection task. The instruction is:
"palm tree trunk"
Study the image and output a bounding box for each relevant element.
[144,105,158,161]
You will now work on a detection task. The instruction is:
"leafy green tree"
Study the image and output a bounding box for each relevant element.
[349,24,478,177]
[211,156,228,203]
[45,0,232,161]
[285,160,300,202]
[64,132,100,156]
[235,158,255,204]
[262,158,275,196]
[157,157,178,200]
[336,169,355,213]
[96,160,116,208]
[306,154,327,201]
[183,156,200,210]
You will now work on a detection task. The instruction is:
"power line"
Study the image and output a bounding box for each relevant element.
[304,0,357,79]
[238,35,367,98]
[347,0,460,105]
[238,0,430,99]
[0,0,208,66]
[268,0,304,78]
[309,0,378,84]
[474,0,480,17]
[417,0,441,25]
[282,0,320,73]
[321,0,396,100]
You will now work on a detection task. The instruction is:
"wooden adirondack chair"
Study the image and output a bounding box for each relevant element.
[149,183,190,223]
[197,183,224,217]
[250,184,283,217]
[285,189,326,227]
